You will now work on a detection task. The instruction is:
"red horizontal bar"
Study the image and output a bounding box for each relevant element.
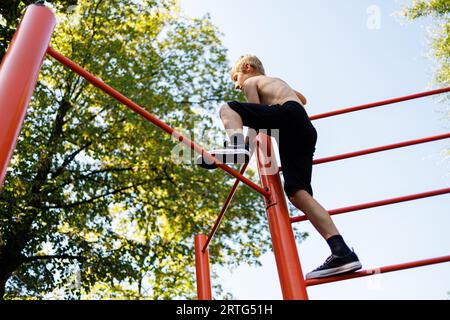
[313,132,450,165]
[202,162,250,252]
[46,47,270,198]
[310,87,450,120]
[291,187,450,223]
[305,255,450,287]
[278,132,450,172]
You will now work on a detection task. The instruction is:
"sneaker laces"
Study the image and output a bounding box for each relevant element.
[316,255,334,270]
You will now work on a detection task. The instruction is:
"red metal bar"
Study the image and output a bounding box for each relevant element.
[291,187,450,223]
[46,47,270,198]
[194,234,212,300]
[202,161,250,253]
[313,132,450,165]
[305,255,450,287]
[310,87,450,120]
[0,4,56,188]
[256,133,309,300]
[279,132,450,172]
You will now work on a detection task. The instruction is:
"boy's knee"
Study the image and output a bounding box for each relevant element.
[219,103,231,118]
[288,189,309,203]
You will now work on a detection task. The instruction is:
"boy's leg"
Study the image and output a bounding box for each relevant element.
[219,103,244,142]
[199,101,288,168]
[196,101,286,168]
[288,189,340,240]
[195,103,249,168]
[289,189,362,279]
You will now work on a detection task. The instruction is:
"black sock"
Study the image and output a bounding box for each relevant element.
[326,235,351,256]
[229,133,244,146]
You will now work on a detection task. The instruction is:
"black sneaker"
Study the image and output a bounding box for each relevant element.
[305,250,362,280]
[196,142,250,170]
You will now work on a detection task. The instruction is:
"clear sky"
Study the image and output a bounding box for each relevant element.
[178,0,450,300]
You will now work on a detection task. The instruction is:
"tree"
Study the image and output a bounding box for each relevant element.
[0,0,275,299]
[0,0,78,61]
[402,0,450,85]
[401,0,450,159]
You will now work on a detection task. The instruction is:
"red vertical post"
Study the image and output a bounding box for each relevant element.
[256,133,309,300]
[0,4,56,188]
[194,234,212,300]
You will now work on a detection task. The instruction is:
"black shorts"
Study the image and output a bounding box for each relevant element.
[228,100,317,197]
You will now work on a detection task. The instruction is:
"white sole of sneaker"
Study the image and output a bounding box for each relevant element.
[210,148,250,163]
[305,261,362,280]
[211,148,250,155]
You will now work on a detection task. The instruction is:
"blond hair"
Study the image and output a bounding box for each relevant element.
[230,55,266,80]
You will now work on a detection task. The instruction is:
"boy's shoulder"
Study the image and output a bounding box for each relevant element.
[244,75,270,86]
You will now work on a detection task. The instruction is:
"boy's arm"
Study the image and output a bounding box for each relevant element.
[242,80,260,148]
[294,90,307,106]
[243,80,261,104]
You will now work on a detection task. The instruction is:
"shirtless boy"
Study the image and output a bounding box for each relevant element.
[198,55,362,279]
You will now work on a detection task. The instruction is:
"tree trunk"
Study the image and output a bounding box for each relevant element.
[0,236,27,299]
[0,97,72,299]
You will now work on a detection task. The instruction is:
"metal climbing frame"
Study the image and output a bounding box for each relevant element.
[196,90,450,298]
[0,4,449,300]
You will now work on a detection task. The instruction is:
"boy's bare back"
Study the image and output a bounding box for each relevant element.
[243,75,305,106]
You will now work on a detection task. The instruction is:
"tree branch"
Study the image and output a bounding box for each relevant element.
[86,104,111,123]
[24,254,85,263]
[47,165,135,195]
[51,141,94,179]
[176,97,224,105]
[43,178,163,210]
[162,165,176,186]
[68,0,104,101]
